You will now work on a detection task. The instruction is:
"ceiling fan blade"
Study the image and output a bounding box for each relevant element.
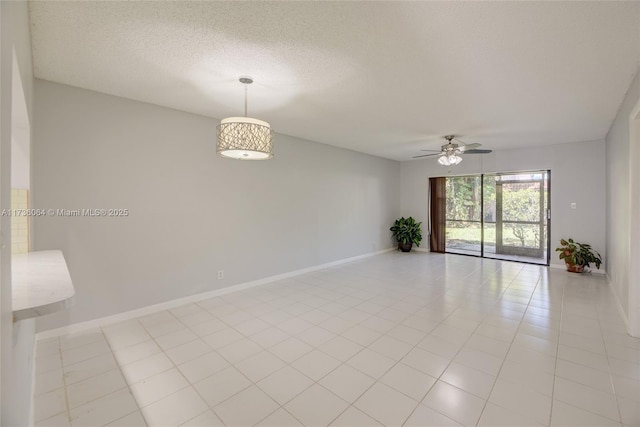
[464,149,492,154]
[413,153,442,158]
[458,143,481,152]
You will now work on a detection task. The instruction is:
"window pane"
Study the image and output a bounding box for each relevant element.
[445,176,482,256]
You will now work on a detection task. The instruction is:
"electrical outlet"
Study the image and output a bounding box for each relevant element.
[571,202,577,209]
[217,270,224,280]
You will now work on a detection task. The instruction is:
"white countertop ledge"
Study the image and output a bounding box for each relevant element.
[12,250,75,321]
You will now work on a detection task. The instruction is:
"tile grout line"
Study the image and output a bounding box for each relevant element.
[399,261,531,426]
[553,277,628,425]
[474,264,550,426]
[596,287,626,425]
[469,263,528,425]
[58,337,72,426]
[93,328,148,426]
[42,258,523,426]
[546,271,565,427]
[181,261,465,426]
[137,310,217,426]
[228,278,398,424]
[34,253,633,427]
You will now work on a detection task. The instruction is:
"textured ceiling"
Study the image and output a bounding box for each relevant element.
[30,1,640,161]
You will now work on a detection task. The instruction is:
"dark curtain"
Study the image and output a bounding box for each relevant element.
[429,177,446,253]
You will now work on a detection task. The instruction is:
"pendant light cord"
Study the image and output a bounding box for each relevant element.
[244,83,248,117]
[238,76,253,118]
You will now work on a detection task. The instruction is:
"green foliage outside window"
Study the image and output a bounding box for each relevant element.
[445,175,546,248]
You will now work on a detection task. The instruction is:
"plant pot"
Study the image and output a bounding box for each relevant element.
[566,262,584,273]
[399,242,413,252]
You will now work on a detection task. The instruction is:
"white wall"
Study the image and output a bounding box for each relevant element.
[1,1,35,425]
[606,68,640,331]
[400,139,607,269]
[33,80,400,331]
[11,121,30,190]
[0,4,10,422]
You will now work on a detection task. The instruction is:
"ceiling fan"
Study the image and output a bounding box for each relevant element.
[413,135,492,165]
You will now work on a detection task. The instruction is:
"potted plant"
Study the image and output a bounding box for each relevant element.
[390,217,422,252]
[555,238,602,273]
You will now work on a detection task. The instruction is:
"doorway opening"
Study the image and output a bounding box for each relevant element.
[430,170,550,265]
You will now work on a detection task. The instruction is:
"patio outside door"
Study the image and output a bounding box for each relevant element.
[482,171,549,264]
[440,170,550,265]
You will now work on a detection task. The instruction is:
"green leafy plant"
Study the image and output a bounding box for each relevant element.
[390,217,422,246]
[555,238,602,271]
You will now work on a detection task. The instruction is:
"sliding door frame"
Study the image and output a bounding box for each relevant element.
[431,169,551,266]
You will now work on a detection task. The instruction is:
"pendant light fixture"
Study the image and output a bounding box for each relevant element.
[217,76,274,160]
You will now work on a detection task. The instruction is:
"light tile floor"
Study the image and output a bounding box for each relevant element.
[33,252,640,426]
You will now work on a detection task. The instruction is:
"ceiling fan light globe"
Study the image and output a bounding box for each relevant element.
[438,155,450,166]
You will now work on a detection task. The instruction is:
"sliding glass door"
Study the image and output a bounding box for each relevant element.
[482,172,549,263]
[444,176,482,256]
[435,170,550,265]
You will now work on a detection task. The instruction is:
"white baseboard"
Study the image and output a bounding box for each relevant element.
[548,263,606,275]
[606,272,630,333]
[36,247,395,341]
[30,344,36,427]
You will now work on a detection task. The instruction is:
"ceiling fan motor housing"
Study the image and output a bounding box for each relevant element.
[442,142,460,154]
